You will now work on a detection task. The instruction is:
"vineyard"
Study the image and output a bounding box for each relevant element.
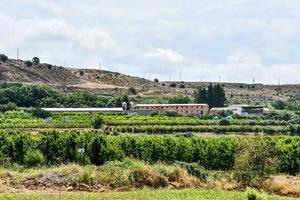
[0,110,299,136]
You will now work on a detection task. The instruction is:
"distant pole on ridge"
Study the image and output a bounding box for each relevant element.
[17,48,19,59]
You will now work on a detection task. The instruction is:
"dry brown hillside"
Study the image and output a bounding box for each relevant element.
[0,58,300,103]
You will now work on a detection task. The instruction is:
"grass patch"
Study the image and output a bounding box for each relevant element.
[0,189,293,200]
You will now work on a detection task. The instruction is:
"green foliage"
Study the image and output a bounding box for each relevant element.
[0,103,17,112]
[31,108,51,119]
[0,131,298,175]
[233,138,278,188]
[194,84,226,108]
[167,95,191,104]
[92,116,103,129]
[219,119,230,126]
[0,83,125,108]
[24,150,45,167]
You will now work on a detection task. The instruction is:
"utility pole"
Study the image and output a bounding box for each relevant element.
[64,57,67,68]
[17,48,19,59]
[252,77,255,85]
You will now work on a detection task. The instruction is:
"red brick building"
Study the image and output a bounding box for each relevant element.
[133,104,209,116]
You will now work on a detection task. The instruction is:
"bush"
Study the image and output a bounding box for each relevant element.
[0,54,8,62]
[154,78,159,83]
[32,57,40,65]
[246,188,267,200]
[175,161,207,181]
[24,150,45,167]
[25,60,32,67]
[31,108,51,119]
[170,83,176,88]
[0,103,17,112]
[93,116,103,129]
[233,138,278,188]
[128,87,137,95]
[219,119,230,126]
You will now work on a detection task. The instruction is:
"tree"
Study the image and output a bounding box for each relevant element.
[194,87,208,104]
[154,78,159,83]
[122,95,131,109]
[213,84,226,107]
[0,54,8,62]
[193,84,226,108]
[32,57,40,65]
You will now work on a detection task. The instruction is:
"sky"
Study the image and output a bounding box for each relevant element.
[1,0,300,84]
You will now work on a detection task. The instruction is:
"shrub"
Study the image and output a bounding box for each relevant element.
[25,60,32,67]
[129,167,169,188]
[219,119,230,126]
[0,54,8,62]
[233,138,278,188]
[32,57,40,65]
[246,188,267,200]
[93,116,103,129]
[128,87,137,95]
[31,108,51,119]
[24,150,45,167]
[154,78,159,83]
[170,82,176,88]
[0,103,17,112]
[175,161,207,181]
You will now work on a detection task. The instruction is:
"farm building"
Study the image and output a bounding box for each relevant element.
[210,105,267,117]
[132,104,209,116]
[42,108,124,113]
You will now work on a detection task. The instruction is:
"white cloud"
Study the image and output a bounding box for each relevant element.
[145,48,184,63]
[1,0,300,84]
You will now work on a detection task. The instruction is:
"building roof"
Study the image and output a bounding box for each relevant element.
[42,108,123,112]
[135,104,208,107]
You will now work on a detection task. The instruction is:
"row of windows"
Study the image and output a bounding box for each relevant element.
[138,106,205,110]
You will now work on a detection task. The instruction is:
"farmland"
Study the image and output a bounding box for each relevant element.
[0,108,300,199]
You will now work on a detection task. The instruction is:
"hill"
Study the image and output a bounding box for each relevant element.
[0,58,300,103]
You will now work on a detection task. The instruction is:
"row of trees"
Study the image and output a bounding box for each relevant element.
[0,83,129,108]
[0,131,299,175]
[194,84,226,108]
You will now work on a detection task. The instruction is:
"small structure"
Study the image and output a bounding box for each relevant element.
[42,108,124,113]
[210,104,267,117]
[132,104,209,116]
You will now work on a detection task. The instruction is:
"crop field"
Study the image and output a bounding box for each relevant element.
[0,109,300,198]
[0,110,300,136]
[0,189,293,200]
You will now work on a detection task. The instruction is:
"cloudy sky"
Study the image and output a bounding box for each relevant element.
[1,0,300,84]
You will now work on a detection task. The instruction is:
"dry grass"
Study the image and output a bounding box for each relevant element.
[263,176,300,197]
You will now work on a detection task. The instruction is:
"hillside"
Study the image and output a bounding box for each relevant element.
[0,58,300,103]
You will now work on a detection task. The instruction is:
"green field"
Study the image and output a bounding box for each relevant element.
[0,189,294,200]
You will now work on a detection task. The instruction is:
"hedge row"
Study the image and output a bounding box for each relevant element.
[0,131,299,174]
[114,125,299,135]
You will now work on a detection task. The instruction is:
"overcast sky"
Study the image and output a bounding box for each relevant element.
[1,0,300,84]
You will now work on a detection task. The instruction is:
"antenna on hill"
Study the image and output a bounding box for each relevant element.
[179,70,182,81]
[98,62,101,71]
[252,77,255,85]
[64,57,67,68]
[16,48,19,59]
